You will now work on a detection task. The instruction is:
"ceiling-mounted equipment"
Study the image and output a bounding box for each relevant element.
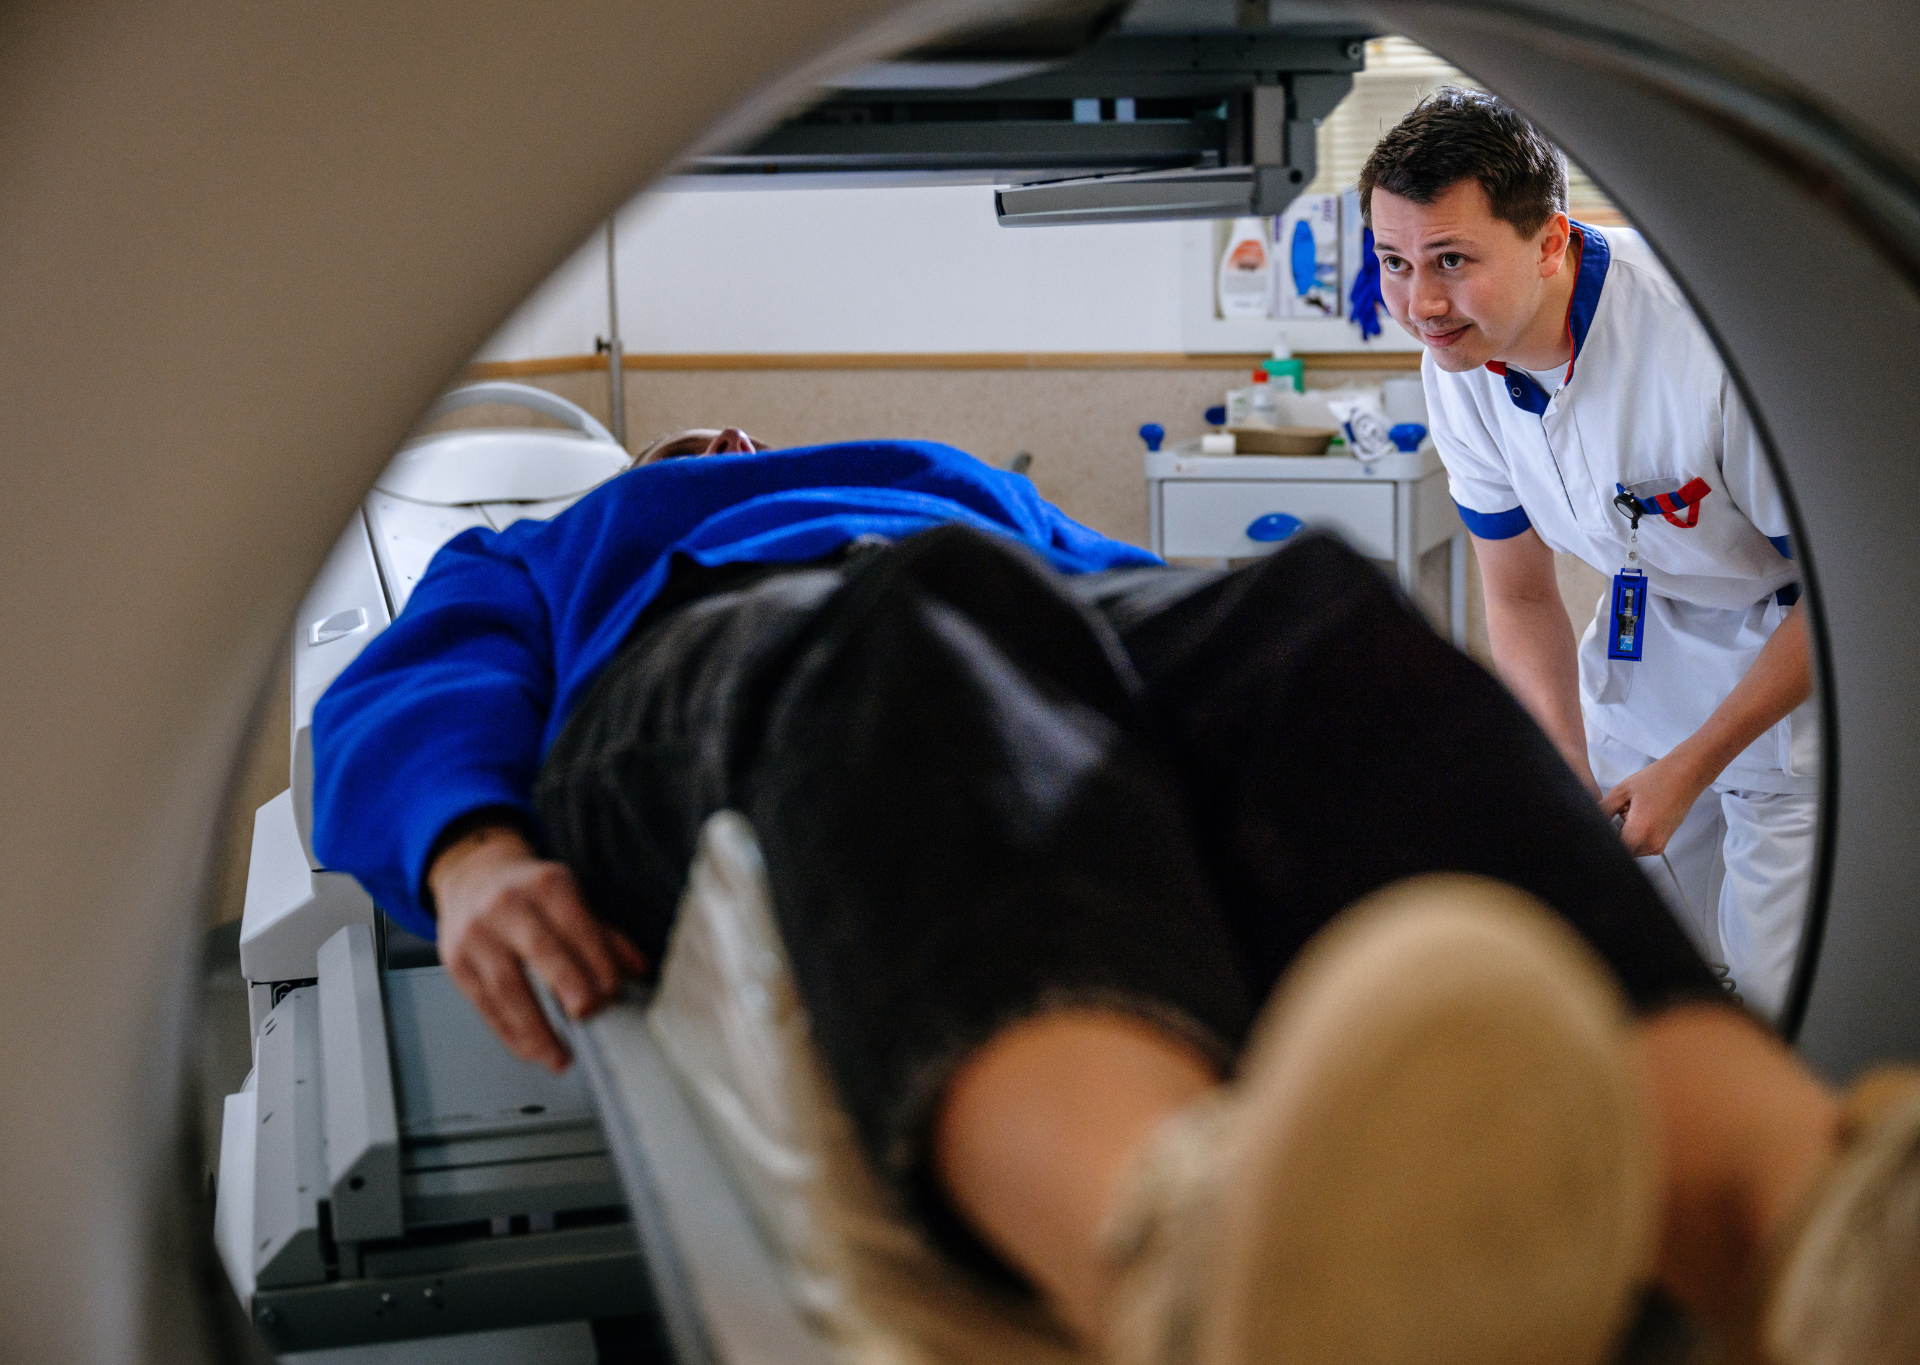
[677,8,1368,225]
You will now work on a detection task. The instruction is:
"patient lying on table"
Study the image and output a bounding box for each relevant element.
[313,430,1918,1365]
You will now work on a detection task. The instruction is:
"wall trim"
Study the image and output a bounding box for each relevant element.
[465,351,1424,378]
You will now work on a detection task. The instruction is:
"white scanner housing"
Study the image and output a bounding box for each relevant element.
[241,383,631,1023]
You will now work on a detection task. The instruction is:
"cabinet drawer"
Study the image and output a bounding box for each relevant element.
[1159,480,1395,559]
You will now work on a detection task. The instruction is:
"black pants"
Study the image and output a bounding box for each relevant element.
[535,526,1717,1260]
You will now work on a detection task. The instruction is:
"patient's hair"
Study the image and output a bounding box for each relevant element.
[1358,87,1568,238]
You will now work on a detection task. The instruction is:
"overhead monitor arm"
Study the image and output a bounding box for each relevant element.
[677,16,1367,224]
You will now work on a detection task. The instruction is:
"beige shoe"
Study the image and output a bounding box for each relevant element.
[1102,875,1659,1365]
[1755,1067,1920,1365]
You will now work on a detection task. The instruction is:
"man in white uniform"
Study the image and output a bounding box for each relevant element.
[1359,89,1817,1019]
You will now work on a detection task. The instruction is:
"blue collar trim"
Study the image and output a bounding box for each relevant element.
[1495,369,1551,416]
[1565,220,1610,363]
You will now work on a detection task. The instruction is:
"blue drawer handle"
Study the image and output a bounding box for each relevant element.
[1246,512,1304,543]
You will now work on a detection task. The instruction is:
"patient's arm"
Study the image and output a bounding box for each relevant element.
[428,820,650,1071]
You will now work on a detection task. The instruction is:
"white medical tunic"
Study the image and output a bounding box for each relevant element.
[1425,224,1817,1018]
[1425,223,1817,796]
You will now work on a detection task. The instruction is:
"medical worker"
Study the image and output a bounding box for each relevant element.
[1360,88,1816,1019]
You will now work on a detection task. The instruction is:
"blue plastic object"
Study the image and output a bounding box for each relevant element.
[1388,422,1427,452]
[1204,405,1226,428]
[1290,219,1316,297]
[1138,423,1166,452]
[1246,512,1304,543]
[1608,569,1647,660]
[1349,226,1383,340]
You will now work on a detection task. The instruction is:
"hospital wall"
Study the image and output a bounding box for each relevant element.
[469,182,1604,638]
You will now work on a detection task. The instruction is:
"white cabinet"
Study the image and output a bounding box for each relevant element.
[1146,443,1469,646]
[1160,479,1397,560]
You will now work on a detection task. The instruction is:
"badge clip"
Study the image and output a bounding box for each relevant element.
[1609,490,1647,661]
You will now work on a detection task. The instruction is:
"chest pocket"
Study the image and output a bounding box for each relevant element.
[1612,473,1733,581]
[1617,476,1712,528]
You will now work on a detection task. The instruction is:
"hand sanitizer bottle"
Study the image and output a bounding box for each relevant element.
[1217,218,1273,320]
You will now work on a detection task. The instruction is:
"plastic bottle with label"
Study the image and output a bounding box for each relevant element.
[1217,217,1273,320]
[1227,369,1280,428]
[1247,368,1278,428]
[1264,355,1305,394]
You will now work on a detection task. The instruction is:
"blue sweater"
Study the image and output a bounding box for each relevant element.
[312,440,1160,936]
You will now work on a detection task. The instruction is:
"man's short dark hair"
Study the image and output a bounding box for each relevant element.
[1358,87,1567,237]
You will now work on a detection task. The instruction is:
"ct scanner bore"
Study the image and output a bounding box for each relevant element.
[0,1,1913,1359]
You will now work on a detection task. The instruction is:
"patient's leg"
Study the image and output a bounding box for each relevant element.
[1099,532,1721,1012]
[1080,540,1851,1337]
[730,529,1676,1349]
[925,961,1847,1357]
[741,527,1253,1265]
[933,1009,1216,1343]
[1636,1004,1842,1328]
[931,876,1668,1365]
[539,527,1856,1353]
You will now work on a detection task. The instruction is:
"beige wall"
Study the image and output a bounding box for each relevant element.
[553,365,1326,551]
[553,361,1603,652]
[212,360,1605,924]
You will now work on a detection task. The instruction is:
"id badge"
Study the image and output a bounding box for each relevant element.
[1608,568,1647,661]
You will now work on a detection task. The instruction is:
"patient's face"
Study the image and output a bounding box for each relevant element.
[639,428,767,463]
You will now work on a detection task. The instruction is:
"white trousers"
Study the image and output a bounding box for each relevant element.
[1587,728,1817,1022]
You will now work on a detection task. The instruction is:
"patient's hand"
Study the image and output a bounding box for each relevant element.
[427,823,649,1071]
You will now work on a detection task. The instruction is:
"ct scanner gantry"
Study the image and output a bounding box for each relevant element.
[1,0,1917,1361]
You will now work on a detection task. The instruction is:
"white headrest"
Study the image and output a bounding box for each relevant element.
[375,428,632,506]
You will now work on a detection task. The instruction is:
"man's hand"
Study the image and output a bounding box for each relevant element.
[1600,606,1812,857]
[1598,749,1713,856]
[427,822,648,1071]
